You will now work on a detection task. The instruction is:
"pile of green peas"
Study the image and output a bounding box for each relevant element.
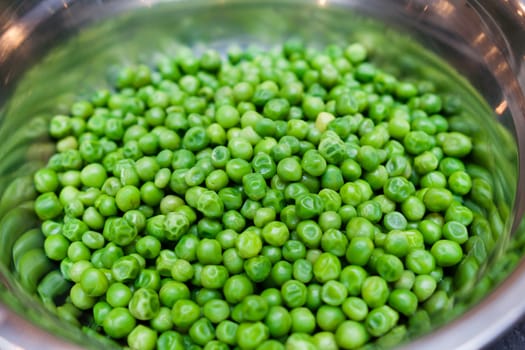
[31,39,496,350]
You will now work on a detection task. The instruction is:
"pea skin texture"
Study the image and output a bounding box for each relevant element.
[32,39,492,350]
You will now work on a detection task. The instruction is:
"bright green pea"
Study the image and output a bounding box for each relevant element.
[129,287,160,321]
[342,297,369,322]
[103,307,136,339]
[35,192,63,220]
[44,234,70,261]
[345,237,374,266]
[223,275,254,304]
[423,188,453,212]
[440,132,472,157]
[362,276,389,308]
[201,265,229,289]
[106,282,132,308]
[127,325,157,350]
[171,299,200,329]
[431,239,463,267]
[413,275,437,302]
[388,289,418,317]
[335,320,370,350]
[79,267,108,297]
[295,193,324,219]
[313,252,341,283]
[215,105,240,129]
[281,280,308,308]
[445,204,473,226]
[365,305,399,337]
[448,170,472,195]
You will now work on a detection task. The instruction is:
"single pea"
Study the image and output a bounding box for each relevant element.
[106,282,133,308]
[134,268,161,291]
[314,305,345,333]
[236,322,270,349]
[295,193,324,219]
[362,276,389,308]
[158,281,190,309]
[103,307,136,339]
[313,252,341,282]
[345,237,374,266]
[281,280,308,308]
[79,267,108,297]
[289,307,316,334]
[405,249,435,275]
[335,320,370,350]
[388,289,418,317]
[440,132,472,157]
[365,305,399,337]
[431,239,464,267]
[342,297,369,322]
[44,234,70,261]
[282,239,307,262]
[271,260,293,286]
[420,171,447,188]
[201,265,229,289]
[322,165,345,191]
[223,275,254,304]
[171,299,200,329]
[445,204,474,226]
[423,188,453,212]
[448,170,472,195]
[346,217,375,240]
[318,132,346,164]
[215,320,238,346]
[383,177,415,203]
[403,130,434,155]
[35,192,63,220]
[376,254,404,282]
[442,221,469,244]
[413,275,437,302]
[265,305,292,337]
[115,185,141,212]
[196,238,222,265]
[127,325,157,350]
[414,151,439,174]
[321,280,348,306]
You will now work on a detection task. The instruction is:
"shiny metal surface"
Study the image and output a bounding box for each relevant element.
[1,1,525,349]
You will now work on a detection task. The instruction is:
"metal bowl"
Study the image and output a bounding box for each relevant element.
[1,1,525,349]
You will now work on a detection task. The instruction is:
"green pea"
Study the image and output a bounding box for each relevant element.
[281,280,308,308]
[295,193,324,219]
[335,320,370,350]
[171,299,200,328]
[313,252,341,282]
[223,275,254,304]
[128,325,158,350]
[236,322,269,350]
[341,297,368,322]
[362,276,389,308]
[405,249,436,275]
[244,256,272,283]
[431,239,464,267]
[440,132,472,157]
[346,237,374,266]
[35,192,63,220]
[376,254,404,282]
[412,275,437,302]
[103,307,136,339]
[365,305,399,337]
[264,305,292,337]
[346,217,375,240]
[282,240,307,262]
[423,188,453,212]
